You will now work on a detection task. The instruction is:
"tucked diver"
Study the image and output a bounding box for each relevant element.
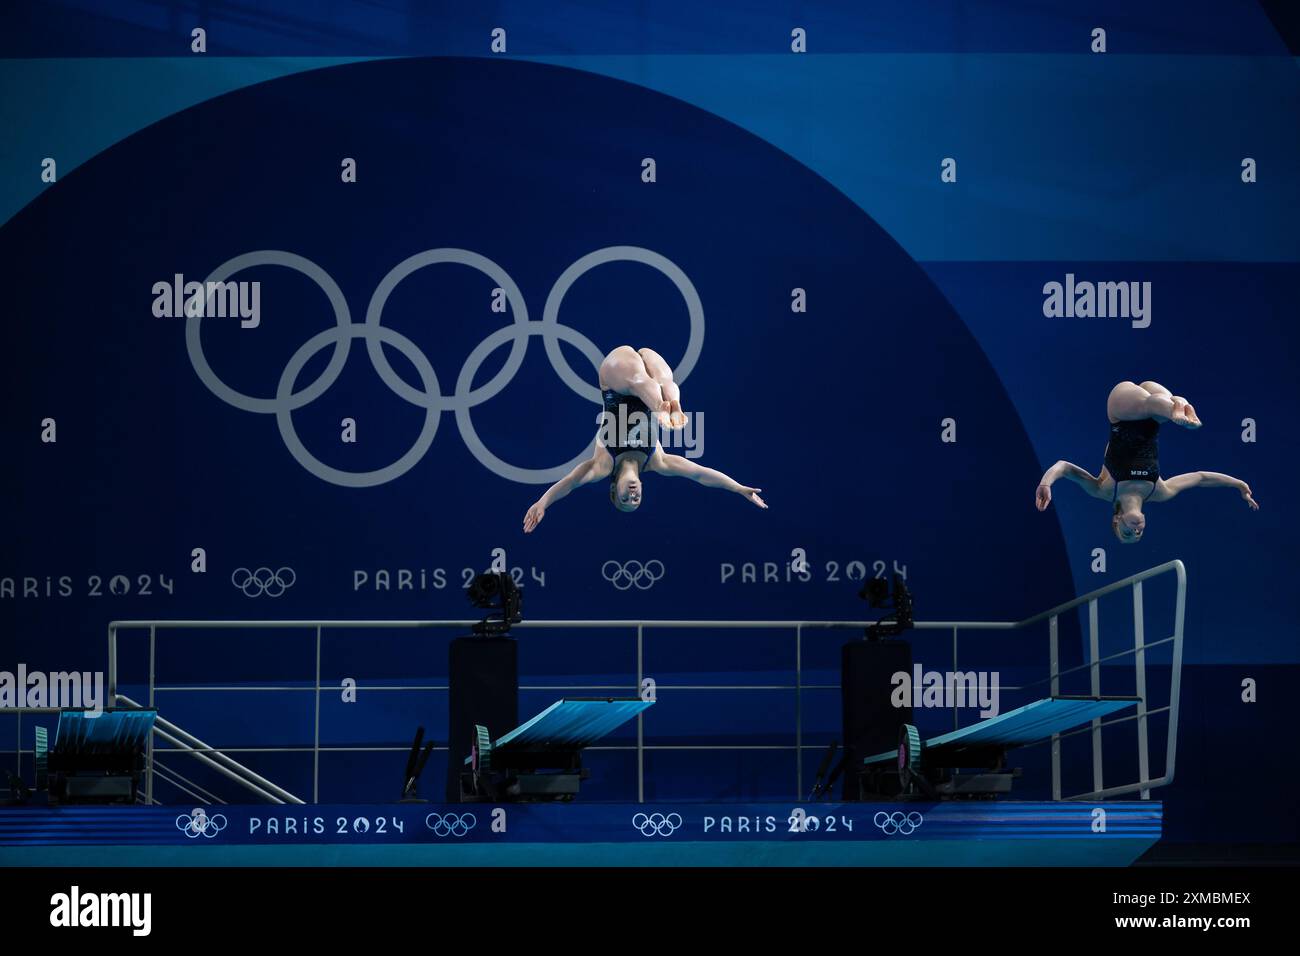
[522,346,767,533]
[1035,380,1258,543]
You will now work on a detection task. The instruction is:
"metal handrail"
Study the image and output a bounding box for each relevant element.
[115,693,304,805]
[104,559,1184,805]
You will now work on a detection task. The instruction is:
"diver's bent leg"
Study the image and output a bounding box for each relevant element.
[1137,380,1196,425]
[628,373,666,412]
[600,346,663,404]
[1135,382,1200,427]
[598,346,643,391]
[638,347,685,425]
[1108,381,1176,423]
[1156,388,1201,427]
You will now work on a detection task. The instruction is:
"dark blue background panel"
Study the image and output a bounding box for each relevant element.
[1,55,1070,660]
[2,3,1297,855]
[1,0,1292,56]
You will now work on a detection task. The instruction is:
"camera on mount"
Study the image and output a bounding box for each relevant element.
[467,571,522,637]
[859,573,913,640]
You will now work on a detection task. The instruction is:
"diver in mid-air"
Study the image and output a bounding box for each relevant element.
[522,346,767,533]
[1035,381,1258,543]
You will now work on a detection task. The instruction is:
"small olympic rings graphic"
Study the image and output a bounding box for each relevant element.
[632,812,682,837]
[176,808,228,839]
[425,813,477,837]
[602,559,665,591]
[231,566,296,598]
[873,811,923,836]
[186,247,705,487]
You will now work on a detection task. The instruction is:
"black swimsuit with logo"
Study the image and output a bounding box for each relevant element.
[600,388,656,462]
[1104,419,1160,499]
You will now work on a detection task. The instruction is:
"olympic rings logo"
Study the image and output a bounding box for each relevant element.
[632,812,682,837]
[176,808,228,839]
[231,566,297,598]
[602,559,665,591]
[186,247,705,488]
[425,812,477,837]
[873,811,923,836]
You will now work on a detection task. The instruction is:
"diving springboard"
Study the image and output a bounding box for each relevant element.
[39,709,158,805]
[862,696,1139,766]
[54,709,157,752]
[465,698,653,764]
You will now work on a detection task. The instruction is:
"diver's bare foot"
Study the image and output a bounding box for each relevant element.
[1170,397,1202,429]
[668,400,688,429]
[658,400,688,430]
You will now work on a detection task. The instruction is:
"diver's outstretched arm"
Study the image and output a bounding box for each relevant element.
[1151,472,1259,509]
[1036,460,1108,510]
[650,453,767,508]
[523,454,609,533]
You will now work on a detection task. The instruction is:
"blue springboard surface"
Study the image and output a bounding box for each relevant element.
[468,699,654,764]
[54,709,156,751]
[863,697,1139,765]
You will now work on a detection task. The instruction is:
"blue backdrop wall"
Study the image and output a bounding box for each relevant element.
[1,0,1297,847]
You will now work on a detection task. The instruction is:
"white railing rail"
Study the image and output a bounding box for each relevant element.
[101,560,1185,804]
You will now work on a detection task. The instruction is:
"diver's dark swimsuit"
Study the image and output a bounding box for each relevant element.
[600,388,657,463]
[1104,418,1160,500]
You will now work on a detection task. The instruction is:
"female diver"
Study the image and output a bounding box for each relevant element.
[1035,381,1258,543]
[522,346,767,533]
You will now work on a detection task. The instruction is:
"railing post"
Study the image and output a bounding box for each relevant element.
[1049,615,1060,800]
[1132,581,1150,799]
[795,625,803,799]
[1165,562,1187,787]
[107,624,117,704]
[952,626,959,731]
[1088,599,1102,794]
[147,625,155,804]
[314,625,322,804]
[636,624,644,804]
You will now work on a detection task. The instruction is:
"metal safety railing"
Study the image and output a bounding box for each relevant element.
[96,560,1184,805]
